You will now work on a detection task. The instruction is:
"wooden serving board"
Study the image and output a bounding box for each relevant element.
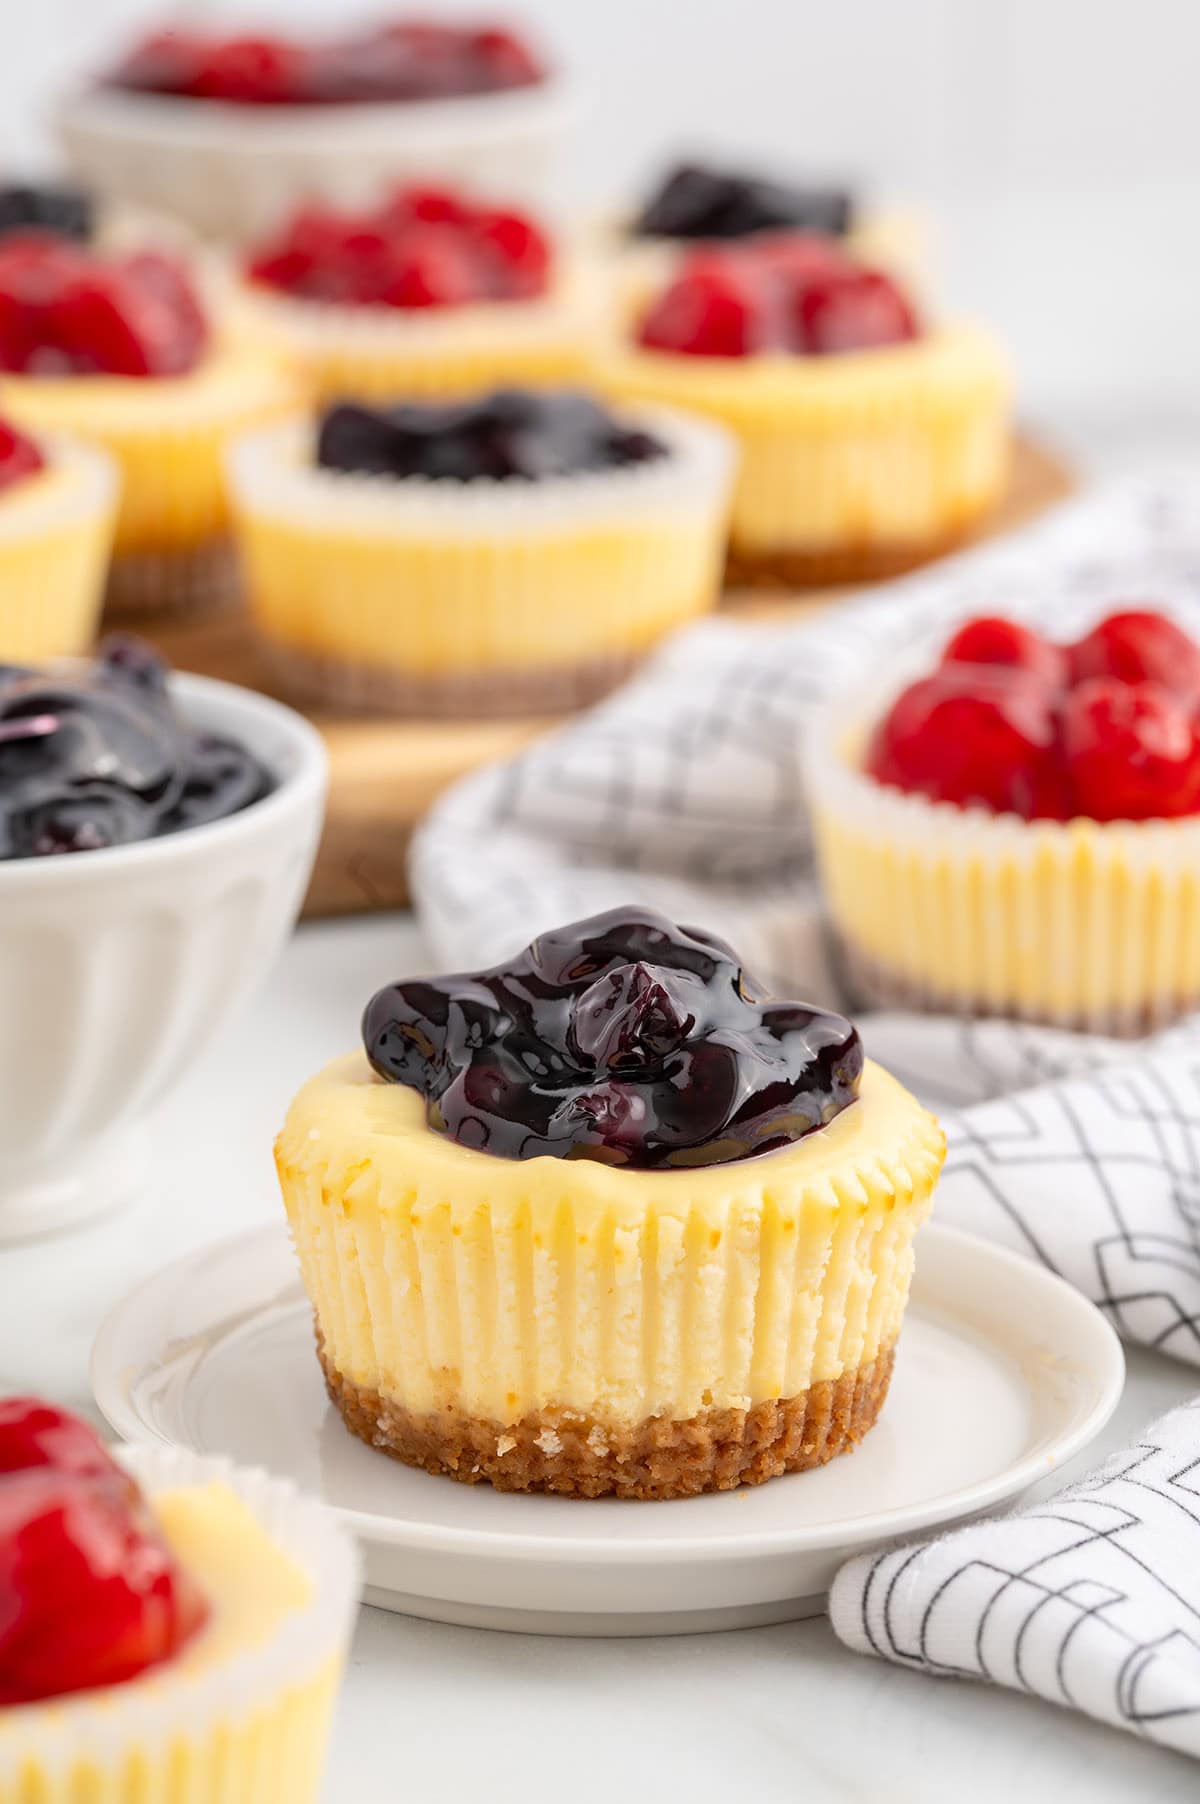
[147,431,1073,918]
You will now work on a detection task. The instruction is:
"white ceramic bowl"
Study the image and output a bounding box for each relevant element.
[0,672,326,1241]
[57,80,576,246]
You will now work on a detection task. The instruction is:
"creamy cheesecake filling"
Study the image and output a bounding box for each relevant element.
[277,1053,944,1428]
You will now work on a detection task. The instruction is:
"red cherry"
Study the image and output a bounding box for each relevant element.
[378,228,478,309]
[0,238,206,377]
[472,209,551,298]
[638,257,768,358]
[1062,678,1200,821]
[0,1399,119,1479]
[796,265,919,355]
[0,419,44,493]
[107,29,209,96]
[471,26,544,87]
[385,186,471,229]
[867,665,1059,818]
[1069,609,1200,698]
[0,1470,208,1705]
[189,36,311,105]
[941,616,1067,686]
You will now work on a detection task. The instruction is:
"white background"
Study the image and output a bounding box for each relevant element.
[7,0,1200,422]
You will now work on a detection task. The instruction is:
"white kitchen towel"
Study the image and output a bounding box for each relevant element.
[829,1395,1200,1759]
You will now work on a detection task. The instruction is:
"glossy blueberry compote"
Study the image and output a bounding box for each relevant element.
[316,390,667,484]
[363,906,862,1169]
[0,637,273,859]
[0,183,93,245]
[632,161,853,242]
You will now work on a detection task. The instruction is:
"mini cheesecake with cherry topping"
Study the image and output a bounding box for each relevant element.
[808,607,1200,1028]
[0,232,296,614]
[0,412,116,659]
[275,906,945,1499]
[0,1397,357,1803]
[237,181,594,405]
[228,386,734,715]
[59,17,564,247]
[602,231,1010,585]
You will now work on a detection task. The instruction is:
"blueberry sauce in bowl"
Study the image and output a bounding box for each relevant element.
[363,906,862,1169]
[0,637,273,859]
[316,390,668,484]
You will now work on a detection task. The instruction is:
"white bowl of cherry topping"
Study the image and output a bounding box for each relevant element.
[0,638,326,1240]
[57,16,574,247]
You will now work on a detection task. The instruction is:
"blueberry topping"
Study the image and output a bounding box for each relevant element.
[632,162,853,242]
[0,638,274,860]
[363,906,862,1169]
[0,184,93,246]
[316,390,667,484]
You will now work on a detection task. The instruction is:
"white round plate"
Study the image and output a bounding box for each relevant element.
[92,1221,1124,1638]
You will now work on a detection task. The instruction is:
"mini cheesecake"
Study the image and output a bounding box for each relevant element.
[229,387,735,716]
[0,233,296,615]
[808,608,1200,1030]
[0,417,116,659]
[0,1398,357,1803]
[601,231,1010,586]
[275,906,946,1499]
[235,183,596,405]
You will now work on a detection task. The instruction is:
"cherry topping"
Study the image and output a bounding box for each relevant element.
[246,184,551,310]
[363,906,862,1169]
[0,237,208,378]
[636,237,918,360]
[1063,679,1200,822]
[632,162,852,241]
[1069,608,1200,696]
[0,1466,207,1704]
[105,19,546,106]
[0,1399,121,1481]
[0,416,44,493]
[867,608,1200,824]
[316,389,666,484]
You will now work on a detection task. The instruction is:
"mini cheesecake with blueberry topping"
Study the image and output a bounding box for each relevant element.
[229,386,734,715]
[602,230,1010,586]
[275,906,945,1499]
[808,607,1200,1029]
[0,232,296,614]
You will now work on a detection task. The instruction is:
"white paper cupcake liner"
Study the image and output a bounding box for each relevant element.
[806,686,1200,1032]
[0,1444,360,1795]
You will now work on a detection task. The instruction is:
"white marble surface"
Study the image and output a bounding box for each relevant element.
[1,912,1195,1800]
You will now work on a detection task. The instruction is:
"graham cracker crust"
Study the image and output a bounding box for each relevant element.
[105,540,241,618]
[835,932,1197,1036]
[319,1342,896,1500]
[725,520,983,590]
[258,639,646,719]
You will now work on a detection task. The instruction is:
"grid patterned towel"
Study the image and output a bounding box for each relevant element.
[411,472,1200,1752]
[830,1397,1200,1758]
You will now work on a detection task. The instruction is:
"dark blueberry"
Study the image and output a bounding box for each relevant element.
[632,161,853,241]
[0,183,93,246]
[316,389,668,486]
[0,638,274,860]
[363,906,863,1171]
